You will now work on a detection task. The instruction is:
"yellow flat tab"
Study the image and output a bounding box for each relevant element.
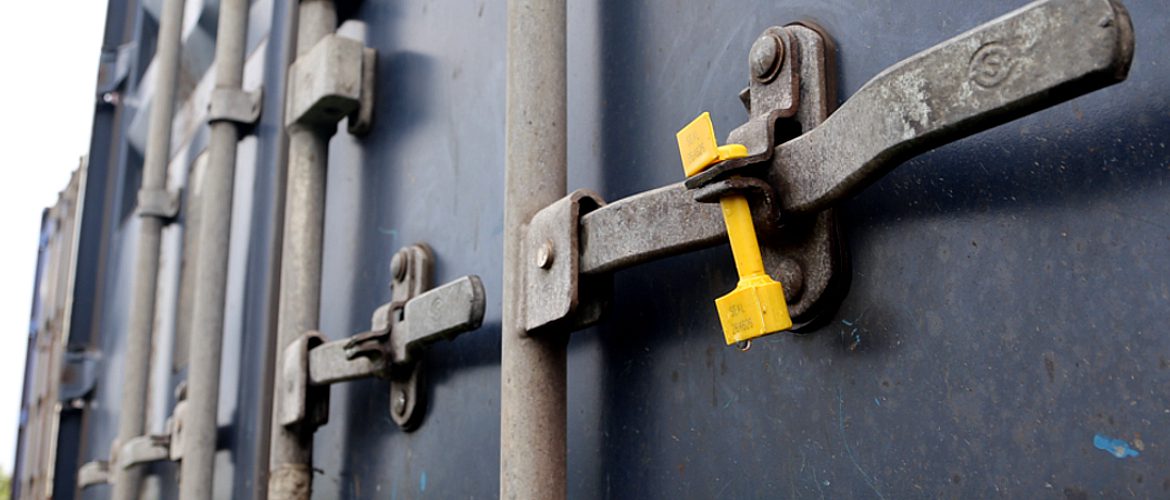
[676,112,721,177]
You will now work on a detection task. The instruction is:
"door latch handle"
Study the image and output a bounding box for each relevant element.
[688,0,1134,214]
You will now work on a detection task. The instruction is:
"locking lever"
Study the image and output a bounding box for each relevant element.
[678,113,793,345]
[279,245,486,431]
[687,0,1134,214]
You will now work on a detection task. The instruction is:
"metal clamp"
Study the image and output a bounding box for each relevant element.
[136,188,180,220]
[279,244,486,431]
[277,332,329,430]
[117,434,171,469]
[524,190,609,333]
[166,382,189,461]
[208,87,262,126]
[285,34,376,134]
[78,460,111,488]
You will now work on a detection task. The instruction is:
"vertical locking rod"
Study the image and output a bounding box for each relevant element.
[267,1,336,499]
[110,0,186,498]
[500,0,568,497]
[179,0,249,497]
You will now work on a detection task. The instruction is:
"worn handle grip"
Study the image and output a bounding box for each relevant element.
[774,0,1134,213]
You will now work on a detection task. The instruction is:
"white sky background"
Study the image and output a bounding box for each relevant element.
[0,2,109,474]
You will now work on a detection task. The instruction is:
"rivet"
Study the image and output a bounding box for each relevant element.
[535,240,555,270]
[390,251,408,281]
[749,34,784,83]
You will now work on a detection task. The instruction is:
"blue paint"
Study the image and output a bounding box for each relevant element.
[1093,434,1140,458]
[874,397,881,406]
[420,471,428,492]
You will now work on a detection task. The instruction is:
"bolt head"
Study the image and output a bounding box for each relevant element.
[393,389,407,415]
[535,240,555,269]
[749,34,784,83]
[390,251,408,281]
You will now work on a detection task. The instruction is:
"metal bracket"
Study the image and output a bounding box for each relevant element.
[279,244,486,431]
[285,34,376,134]
[78,460,110,488]
[117,434,171,469]
[524,190,609,333]
[136,188,181,220]
[208,87,262,126]
[59,347,101,403]
[277,332,329,430]
[167,382,188,461]
[78,385,187,488]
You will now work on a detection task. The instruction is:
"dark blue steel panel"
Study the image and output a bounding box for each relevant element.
[52,0,1170,498]
[298,0,1170,498]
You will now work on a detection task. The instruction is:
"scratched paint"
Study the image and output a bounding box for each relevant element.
[1093,434,1140,458]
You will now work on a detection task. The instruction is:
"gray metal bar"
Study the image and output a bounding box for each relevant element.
[395,276,486,364]
[179,0,250,497]
[110,0,186,498]
[773,0,1133,213]
[500,0,568,498]
[307,339,385,385]
[579,183,726,276]
[268,1,336,499]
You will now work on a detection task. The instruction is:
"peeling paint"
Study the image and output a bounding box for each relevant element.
[1093,434,1140,458]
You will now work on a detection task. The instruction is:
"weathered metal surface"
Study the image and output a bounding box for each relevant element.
[580,184,725,275]
[117,435,171,468]
[283,34,374,129]
[693,0,1135,215]
[777,0,1134,213]
[308,336,388,385]
[300,245,485,431]
[392,275,486,364]
[134,188,180,220]
[39,0,1170,498]
[276,333,328,429]
[500,0,570,496]
[524,190,605,332]
[76,461,110,488]
[206,87,262,125]
[347,47,377,135]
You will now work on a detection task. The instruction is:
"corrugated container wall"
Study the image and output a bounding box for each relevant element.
[13,0,1170,498]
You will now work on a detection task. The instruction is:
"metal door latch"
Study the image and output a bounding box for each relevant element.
[520,0,1133,343]
[278,244,486,431]
[77,384,189,489]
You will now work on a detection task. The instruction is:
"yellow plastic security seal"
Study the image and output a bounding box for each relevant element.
[676,112,792,345]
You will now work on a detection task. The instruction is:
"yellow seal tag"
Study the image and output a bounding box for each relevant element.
[676,112,721,177]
